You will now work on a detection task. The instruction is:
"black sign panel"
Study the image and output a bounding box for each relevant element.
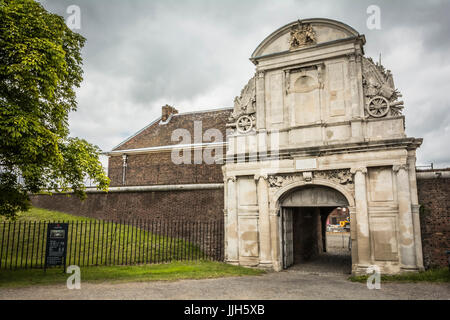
[45,223,69,269]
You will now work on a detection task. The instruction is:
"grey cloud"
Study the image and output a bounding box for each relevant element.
[39,0,450,167]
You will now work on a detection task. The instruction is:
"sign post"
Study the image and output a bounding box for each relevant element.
[44,223,69,271]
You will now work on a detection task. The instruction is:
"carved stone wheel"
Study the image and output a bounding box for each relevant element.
[236,115,253,133]
[367,96,390,118]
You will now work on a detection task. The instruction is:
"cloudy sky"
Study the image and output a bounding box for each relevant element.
[40,0,450,168]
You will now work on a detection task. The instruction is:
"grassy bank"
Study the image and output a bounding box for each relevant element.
[0,207,207,268]
[349,268,450,283]
[0,207,95,222]
[0,260,265,288]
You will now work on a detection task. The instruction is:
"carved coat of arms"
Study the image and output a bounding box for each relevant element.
[289,21,316,50]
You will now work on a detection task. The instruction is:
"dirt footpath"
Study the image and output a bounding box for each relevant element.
[0,270,449,300]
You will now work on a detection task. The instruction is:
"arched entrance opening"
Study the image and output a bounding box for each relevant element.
[280,185,352,273]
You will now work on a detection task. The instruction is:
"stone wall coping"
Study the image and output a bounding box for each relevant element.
[416,171,450,179]
[38,183,224,195]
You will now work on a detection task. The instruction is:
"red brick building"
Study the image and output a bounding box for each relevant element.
[107,105,232,188]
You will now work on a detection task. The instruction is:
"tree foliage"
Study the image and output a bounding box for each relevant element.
[0,0,110,219]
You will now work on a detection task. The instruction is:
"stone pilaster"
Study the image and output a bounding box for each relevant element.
[225,176,239,264]
[255,174,271,266]
[349,54,361,119]
[256,71,265,130]
[355,50,365,119]
[394,164,418,270]
[351,167,371,271]
[349,54,363,141]
[407,154,424,270]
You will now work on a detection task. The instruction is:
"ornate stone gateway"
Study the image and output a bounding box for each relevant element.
[223,19,424,275]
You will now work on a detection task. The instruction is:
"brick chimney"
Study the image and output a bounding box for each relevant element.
[161,104,178,122]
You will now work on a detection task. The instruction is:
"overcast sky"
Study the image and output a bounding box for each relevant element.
[39,0,450,168]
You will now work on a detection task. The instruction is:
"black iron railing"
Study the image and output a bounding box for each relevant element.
[0,219,224,269]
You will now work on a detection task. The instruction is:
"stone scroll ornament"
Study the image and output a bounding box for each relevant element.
[227,75,257,134]
[289,21,317,50]
[362,57,404,118]
[314,170,354,187]
[268,169,354,189]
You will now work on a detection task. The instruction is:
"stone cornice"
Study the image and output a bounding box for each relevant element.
[222,137,422,163]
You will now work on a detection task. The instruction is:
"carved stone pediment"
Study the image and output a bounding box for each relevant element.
[362,57,404,118]
[289,21,316,50]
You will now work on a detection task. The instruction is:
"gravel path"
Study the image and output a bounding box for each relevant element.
[1,269,448,300]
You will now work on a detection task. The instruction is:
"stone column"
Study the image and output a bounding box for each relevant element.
[256,174,271,266]
[351,167,371,270]
[225,176,239,264]
[394,164,418,270]
[407,154,424,270]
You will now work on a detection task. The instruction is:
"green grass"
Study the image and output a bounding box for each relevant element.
[0,261,266,288]
[0,208,263,289]
[0,207,206,268]
[0,207,95,222]
[349,268,450,283]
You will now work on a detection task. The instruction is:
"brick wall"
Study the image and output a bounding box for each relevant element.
[30,189,224,222]
[108,150,225,187]
[30,189,225,260]
[417,174,450,269]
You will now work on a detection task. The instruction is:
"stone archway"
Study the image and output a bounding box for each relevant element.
[277,184,352,271]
